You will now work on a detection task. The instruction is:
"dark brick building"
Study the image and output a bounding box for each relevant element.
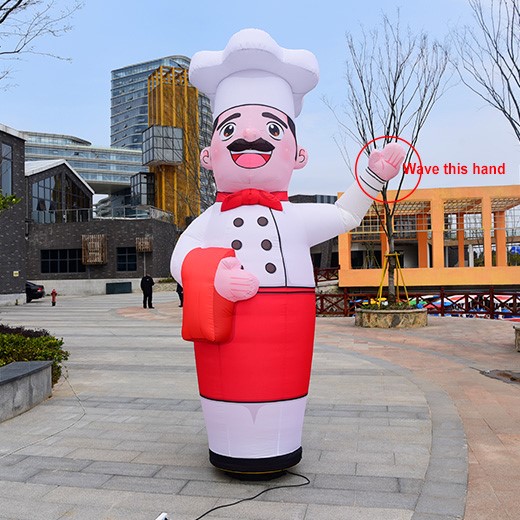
[27,218,176,283]
[1,130,178,302]
[24,160,177,294]
[0,125,27,304]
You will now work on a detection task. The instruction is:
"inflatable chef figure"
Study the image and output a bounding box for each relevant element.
[171,29,405,478]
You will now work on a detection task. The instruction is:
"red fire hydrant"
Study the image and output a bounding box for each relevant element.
[51,289,57,307]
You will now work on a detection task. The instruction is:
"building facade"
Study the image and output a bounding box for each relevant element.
[339,185,520,291]
[111,56,191,149]
[111,56,215,211]
[23,160,176,293]
[23,131,143,195]
[0,125,27,304]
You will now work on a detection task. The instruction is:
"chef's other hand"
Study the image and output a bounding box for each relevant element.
[215,257,259,302]
[368,142,406,181]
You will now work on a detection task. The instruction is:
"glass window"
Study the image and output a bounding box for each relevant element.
[117,247,137,271]
[1,143,13,196]
[40,249,85,273]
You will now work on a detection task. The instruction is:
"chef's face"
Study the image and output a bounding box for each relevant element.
[201,105,308,192]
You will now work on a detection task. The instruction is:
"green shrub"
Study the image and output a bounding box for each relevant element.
[0,324,51,338]
[0,326,69,385]
[158,277,174,283]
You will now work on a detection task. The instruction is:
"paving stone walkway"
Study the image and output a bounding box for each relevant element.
[0,292,518,519]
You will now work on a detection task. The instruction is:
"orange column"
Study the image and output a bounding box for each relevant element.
[417,212,429,268]
[494,210,507,267]
[338,232,352,270]
[338,231,352,288]
[481,196,493,267]
[457,213,465,267]
[430,199,445,268]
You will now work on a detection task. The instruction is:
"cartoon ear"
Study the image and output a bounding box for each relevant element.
[200,147,212,169]
[294,148,308,170]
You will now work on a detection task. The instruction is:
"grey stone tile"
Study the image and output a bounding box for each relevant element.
[411,514,462,520]
[420,481,467,499]
[28,469,112,488]
[41,485,141,507]
[0,464,41,482]
[102,475,187,494]
[423,466,468,485]
[16,455,92,472]
[209,499,308,519]
[83,460,162,477]
[305,504,413,520]
[314,474,400,493]
[258,486,357,506]
[0,480,57,499]
[0,454,27,466]
[355,490,418,509]
[415,493,466,517]
[356,463,426,479]
[15,444,79,457]
[154,465,233,482]
[0,497,70,520]
[66,447,142,462]
[398,478,424,494]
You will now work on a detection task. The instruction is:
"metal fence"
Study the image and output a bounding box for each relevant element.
[314,268,339,283]
[315,288,520,319]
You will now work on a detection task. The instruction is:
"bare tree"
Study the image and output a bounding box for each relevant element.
[0,0,82,84]
[333,12,450,301]
[453,0,520,141]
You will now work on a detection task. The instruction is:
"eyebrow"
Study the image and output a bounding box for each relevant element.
[216,112,241,132]
[262,112,288,129]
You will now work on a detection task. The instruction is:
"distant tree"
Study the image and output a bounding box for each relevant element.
[0,0,82,85]
[331,12,450,301]
[453,0,520,141]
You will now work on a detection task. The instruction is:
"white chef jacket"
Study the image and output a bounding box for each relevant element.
[170,170,385,288]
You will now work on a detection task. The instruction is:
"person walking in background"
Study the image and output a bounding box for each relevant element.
[176,283,183,307]
[140,274,155,309]
[51,289,57,307]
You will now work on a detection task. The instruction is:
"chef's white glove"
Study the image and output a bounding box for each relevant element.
[367,142,405,183]
[214,257,259,302]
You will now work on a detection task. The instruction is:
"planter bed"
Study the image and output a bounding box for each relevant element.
[355,308,428,328]
[0,361,52,423]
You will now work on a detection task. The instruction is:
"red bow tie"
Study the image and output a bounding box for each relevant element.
[216,189,288,211]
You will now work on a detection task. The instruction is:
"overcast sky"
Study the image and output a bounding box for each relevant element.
[1,0,519,197]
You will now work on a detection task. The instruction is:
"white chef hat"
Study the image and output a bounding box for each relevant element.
[189,28,319,120]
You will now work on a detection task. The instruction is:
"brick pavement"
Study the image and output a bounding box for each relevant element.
[0,293,517,519]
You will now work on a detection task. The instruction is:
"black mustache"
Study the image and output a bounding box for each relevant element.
[227,138,275,153]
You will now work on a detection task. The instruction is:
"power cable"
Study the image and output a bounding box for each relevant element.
[192,470,310,520]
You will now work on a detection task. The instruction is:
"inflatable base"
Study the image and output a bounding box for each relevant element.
[226,469,287,481]
[209,447,302,480]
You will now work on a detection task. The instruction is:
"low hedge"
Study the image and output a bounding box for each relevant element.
[0,325,69,385]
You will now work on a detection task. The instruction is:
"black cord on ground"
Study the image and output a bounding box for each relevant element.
[193,470,310,520]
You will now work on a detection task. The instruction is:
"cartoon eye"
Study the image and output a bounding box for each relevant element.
[267,122,284,140]
[219,123,236,141]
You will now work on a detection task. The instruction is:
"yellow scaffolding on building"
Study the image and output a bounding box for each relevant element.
[147,66,200,229]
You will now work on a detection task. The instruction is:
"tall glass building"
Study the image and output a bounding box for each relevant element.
[111,55,212,150]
